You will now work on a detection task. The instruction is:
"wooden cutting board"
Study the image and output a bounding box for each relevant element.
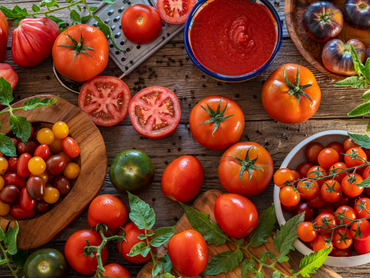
[138,189,341,278]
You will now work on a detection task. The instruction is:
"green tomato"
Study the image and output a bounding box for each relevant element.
[23,248,68,278]
[109,149,155,193]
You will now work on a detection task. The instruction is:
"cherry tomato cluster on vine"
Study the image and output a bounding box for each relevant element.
[275,137,370,256]
[0,121,81,219]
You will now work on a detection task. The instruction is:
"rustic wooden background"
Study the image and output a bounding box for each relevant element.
[1,0,369,277]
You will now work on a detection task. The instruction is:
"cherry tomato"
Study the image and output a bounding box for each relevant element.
[281,203,299,212]
[354,197,370,218]
[330,247,352,257]
[17,153,32,178]
[58,151,73,163]
[33,144,50,162]
[350,219,370,241]
[296,162,314,177]
[329,162,348,182]
[35,199,52,214]
[305,142,324,163]
[274,168,296,188]
[332,194,350,208]
[354,237,370,254]
[318,148,339,169]
[168,230,208,277]
[65,230,108,275]
[0,200,10,216]
[34,172,49,184]
[87,194,128,235]
[214,193,258,238]
[320,180,342,202]
[94,263,131,278]
[342,174,364,197]
[17,140,37,155]
[307,166,327,186]
[297,180,319,199]
[37,128,55,145]
[8,157,18,172]
[52,121,69,139]
[0,176,4,191]
[20,187,35,211]
[49,137,63,153]
[117,222,156,264]
[26,176,45,200]
[43,187,60,204]
[11,138,18,148]
[46,155,67,176]
[327,142,345,161]
[3,173,26,190]
[291,169,301,180]
[315,213,336,234]
[28,157,46,176]
[315,202,334,216]
[279,186,300,207]
[345,147,367,168]
[307,192,327,208]
[0,64,18,89]
[343,138,361,152]
[10,204,35,220]
[0,157,8,174]
[161,156,204,202]
[298,222,317,242]
[121,4,162,44]
[293,203,315,221]
[61,137,80,158]
[334,205,356,225]
[53,176,71,196]
[63,162,80,180]
[333,227,353,249]
[0,185,20,204]
[363,166,370,180]
[313,234,333,252]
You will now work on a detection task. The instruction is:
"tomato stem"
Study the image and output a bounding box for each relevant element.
[0,243,19,278]
[24,0,84,17]
[284,67,313,105]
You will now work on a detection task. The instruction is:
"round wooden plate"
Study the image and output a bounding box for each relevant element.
[0,95,108,250]
[285,0,370,81]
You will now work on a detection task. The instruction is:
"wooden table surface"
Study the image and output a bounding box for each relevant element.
[1,1,370,277]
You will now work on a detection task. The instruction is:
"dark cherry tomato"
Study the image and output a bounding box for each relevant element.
[334,205,356,225]
[20,187,35,211]
[46,155,67,176]
[293,203,315,221]
[0,185,20,204]
[34,144,51,161]
[17,140,37,155]
[333,227,353,249]
[305,142,324,163]
[53,176,71,196]
[344,138,361,152]
[26,176,45,200]
[35,200,52,214]
[281,203,299,212]
[329,162,348,182]
[315,202,334,216]
[327,142,345,161]
[345,147,367,168]
[354,237,370,254]
[296,162,314,177]
[307,192,327,208]
[342,173,364,197]
[8,157,18,172]
[320,180,342,202]
[318,148,339,169]
[315,213,336,234]
[350,219,370,240]
[343,0,370,30]
[17,153,32,177]
[3,172,26,190]
[332,194,350,208]
[330,247,352,257]
[61,137,80,158]
[10,204,35,219]
[10,138,18,148]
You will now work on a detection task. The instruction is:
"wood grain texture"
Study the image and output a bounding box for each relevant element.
[0,95,107,250]
[138,190,341,278]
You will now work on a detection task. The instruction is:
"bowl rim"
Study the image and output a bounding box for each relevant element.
[274,130,370,267]
[183,0,283,82]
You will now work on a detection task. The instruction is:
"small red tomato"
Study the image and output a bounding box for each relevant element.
[330,247,352,257]
[26,176,45,200]
[318,148,339,169]
[297,180,319,199]
[333,227,353,249]
[307,192,327,208]
[17,140,37,156]
[53,176,71,196]
[3,172,26,190]
[313,234,333,252]
[296,162,314,177]
[17,153,32,177]
[341,174,364,198]
[279,186,300,207]
[355,237,370,254]
[305,142,324,164]
[10,204,35,220]
[329,162,348,182]
[345,147,367,168]
[274,168,296,188]
[343,138,361,152]
[298,222,317,242]
[354,197,370,218]
[46,155,67,176]
[20,187,35,211]
[350,220,370,241]
[307,166,327,186]
[334,205,356,225]
[94,263,131,278]
[327,142,345,161]
[315,213,336,234]
[320,180,342,203]
[332,194,350,208]
[34,144,51,161]
[315,202,334,217]
[0,185,20,204]
[293,203,315,221]
[61,137,80,158]
[8,157,18,172]
[35,199,52,214]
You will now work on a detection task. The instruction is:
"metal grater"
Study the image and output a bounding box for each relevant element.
[53,0,185,94]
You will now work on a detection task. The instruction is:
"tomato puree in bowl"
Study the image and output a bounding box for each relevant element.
[189,0,277,76]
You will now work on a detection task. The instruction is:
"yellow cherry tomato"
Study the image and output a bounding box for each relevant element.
[43,187,60,204]
[37,128,55,145]
[28,157,46,175]
[63,162,80,180]
[49,137,62,153]
[31,172,49,184]
[57,151,73,163]
[0,200,10,216]
[0,176,4,191]
[52,121,69,139]
[0,157,8,174]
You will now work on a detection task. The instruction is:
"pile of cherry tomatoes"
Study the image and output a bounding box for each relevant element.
[0,121,80,219]
[275,137,370,256]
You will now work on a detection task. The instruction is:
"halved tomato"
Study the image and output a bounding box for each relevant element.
[157,0,196,24]
[0,64,18,90]
[129,86,181,139]
[78,76,131,127]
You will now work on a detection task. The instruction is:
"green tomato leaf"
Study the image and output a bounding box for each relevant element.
[90,7,98,12]
[46,15,67,30]
[161,252,172,273]
[128,191,156,230]
[40,0,58,8]
[273,212,304,262]
[76,4,82,11]
[241,258,256,277]
[4,223,19,255]
[9,115,32,144]
[299,248,331,278]
[0,226,5,241]
[13,6,28,16]
[152,263,163,278]
[163,274,175,278]
[32,4,40,12]
[272,271,281,278]
[202,250,243,275]
[81,15,91,24]
[359,176,370,188]
[12,249,29,270]
[23,96,58,111]
[255,272,264,278]
[127,241,151,258]
[0,134,16,157]
[0,6,26,20]
[248,204,276,248]
[0,257,9,265]
[351,44,364,76]
[236,238,244,246]
[259,252,268,263]
[348,100,370,117]
[334,76,365,88]
[181,203,229,246]
[70,10,82,24]
[92,15,123,52]
[367,121,370,133]
[348,132,370,149]
[0,77,14,106]
[150,226,175,247]
[137,234,146,240]
[363,89,370,100]
[102,0,116,3]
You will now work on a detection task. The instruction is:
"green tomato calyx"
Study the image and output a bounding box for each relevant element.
[284,67,313,105]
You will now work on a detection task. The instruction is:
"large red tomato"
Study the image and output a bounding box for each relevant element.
[0,10,9,63]
[168,230,208,277]
[157,0,196,24]
[128,86,181,139]
[262,63,321,124]
[218,142,274,197]
[214,193,258,238]
[161,156,204,202]
[189,96,245,151]
[116,222,156,264]
[64,230,108,275]
[12,18,59,67]
[52,24,108,82]
[87,194,128,235]
[121,4,162,44]
[0,64,18,90]
[78,76,131,127]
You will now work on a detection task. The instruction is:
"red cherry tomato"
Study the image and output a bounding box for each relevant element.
[10,204,35,220]
[354,237,370,254]
[345,147,367,168]
[293,203,315,221]
[307,166,327,186]
[94,263,131,278]
[318,148,339,169]
[329,162,348,182]
[61,137,80,158]
[330,247,352,257]
[157,0,196,24]
[307,192,327,208]
[320,180,342,202]
[46,155,67,176]
[343,138,361,152]
[313,234,333,252]
[17,153,32,177]
[354,197,370,218]
[341,174,364,197]
[17,141,37,155]
[34,144,51,161]
[332,194,350,208]
[315,202,334,216]
[8,157,18,172]
[274,168,296,188]
[3,172,26,190]
[279,186,300,207]
[350,220,370,241]
[315,213,336,234]
[333,227,353,249]
[26,176,45,200]
[0,185,20,204]
[297,180,319,199]
[334,205,356,225]
[298,222,317,242]
[296,162,314,177]
[305,142,324,163]
[35,199,52,214]
[363,166,370,180]
[0,64,18,89]
[20,187,35,211]
[327,142,345,161]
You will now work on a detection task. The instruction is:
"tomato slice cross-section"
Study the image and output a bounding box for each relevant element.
[129,86,181,139]
[157,0,196,24]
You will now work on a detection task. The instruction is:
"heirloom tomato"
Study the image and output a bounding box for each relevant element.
[189,96,245,151]
[218,142,273,197]
[78,76,131,126]
[65,230,108,275]
[26,176,45,200]
[157,0,196,24]
[12,18,59,67]
[0,11,9,63]
[52,24,109,82]
[262,64,321,124]
[0,64,18,89]
[343,0,370,30]
[94,263,131,278]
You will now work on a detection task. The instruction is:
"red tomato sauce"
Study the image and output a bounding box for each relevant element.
[190,0,277,76]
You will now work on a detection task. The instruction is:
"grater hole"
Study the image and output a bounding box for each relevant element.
[119,25,122,29]
[120,41,125,45]
[93,23,97,27]
[104,19,110,24]
[126,48,131,52]
[115,51,120,55]
[121,57,126,62]
[125,66,129,70]
[114,33,121,38]
[108,10,114,16]
[136,45,141,49]
[114,16,120,22]
[110,44,113,48]
[111,25,116,31]
[118,8,124,12]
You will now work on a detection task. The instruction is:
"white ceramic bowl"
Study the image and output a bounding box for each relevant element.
[274,130,370,267]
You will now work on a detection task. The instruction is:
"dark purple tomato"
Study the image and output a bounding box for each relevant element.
[293,202,315,221]
[34,144,51,161]
[343,0,370,30]
[8,157,18,172]
[11,204,35,220]
[17,140,37,155]
[20,187,36,211]
[0,185,20,204]
[35,200,52,214]
[17,153,32,178]
[26,176,45,200]
[322,39,366,76]
[46,155,67,176]
[3,172,26,190]
[53,176,71,196]
[302,1,343,42]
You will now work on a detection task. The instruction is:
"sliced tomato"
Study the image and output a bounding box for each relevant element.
[157,0,196,24]
[78,76,131,127]
[129,86,181,139]
[0,64,18,90]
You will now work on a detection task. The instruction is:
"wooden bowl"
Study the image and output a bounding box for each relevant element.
[285,0,370,81]
[0,95,108,250]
